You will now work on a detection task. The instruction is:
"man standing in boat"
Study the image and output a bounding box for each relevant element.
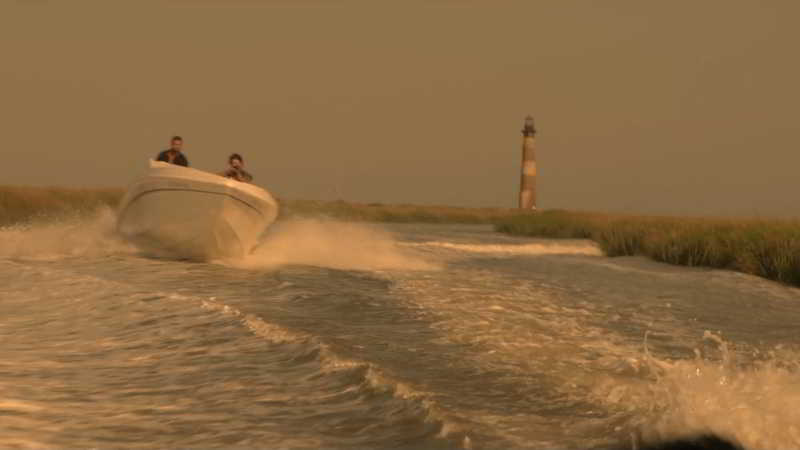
[222,153,253,182]
[156,136,189,167]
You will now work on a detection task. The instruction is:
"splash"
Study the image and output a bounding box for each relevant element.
[225,218,439,271]
[0,207,134,261]
[595,332,800,450]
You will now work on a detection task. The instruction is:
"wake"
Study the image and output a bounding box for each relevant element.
[0,208,437,273]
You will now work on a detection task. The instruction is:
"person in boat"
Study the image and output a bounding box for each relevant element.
[155,136,189,167]
[221,153,253,182]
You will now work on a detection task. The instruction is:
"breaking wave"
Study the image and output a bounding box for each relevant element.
[594,331,800,450]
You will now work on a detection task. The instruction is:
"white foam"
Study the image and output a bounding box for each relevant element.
[595,331,800,449]
[223,218,439,271]
[0,207,134,261]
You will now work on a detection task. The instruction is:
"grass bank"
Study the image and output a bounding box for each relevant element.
[0,186,124,226]
[495,209,800,287]
[0,186,519,226]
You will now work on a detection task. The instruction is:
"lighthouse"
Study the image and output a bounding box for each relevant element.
[518,115,537,209]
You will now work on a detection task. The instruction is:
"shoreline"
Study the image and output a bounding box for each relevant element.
[495,209,800,288]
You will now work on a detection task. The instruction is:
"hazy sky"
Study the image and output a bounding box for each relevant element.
[2,0,799,216]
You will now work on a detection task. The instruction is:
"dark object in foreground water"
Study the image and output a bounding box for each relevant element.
[630,434,744,450]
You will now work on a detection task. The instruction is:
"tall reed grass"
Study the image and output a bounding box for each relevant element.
[278,199,519,224]
[495,209,800,287]
[0,186,124,226]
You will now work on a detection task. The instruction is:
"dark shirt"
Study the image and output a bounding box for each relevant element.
[222,167,253,182]
[156,150,189,167]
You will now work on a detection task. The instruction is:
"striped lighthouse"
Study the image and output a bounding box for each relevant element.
[518,115,537,209]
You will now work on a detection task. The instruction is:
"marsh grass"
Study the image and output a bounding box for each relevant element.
[495,210,800,287]
[278,199,519,224]
[0,186,124,226]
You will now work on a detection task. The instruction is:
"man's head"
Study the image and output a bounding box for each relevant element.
[170,136,183,151]
[229,153,243,168]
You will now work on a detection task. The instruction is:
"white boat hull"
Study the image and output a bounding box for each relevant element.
[116,161,279,260]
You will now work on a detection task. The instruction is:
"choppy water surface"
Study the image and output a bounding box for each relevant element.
[2,209,800,449]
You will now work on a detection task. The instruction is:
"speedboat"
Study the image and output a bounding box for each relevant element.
[116,160,279,260]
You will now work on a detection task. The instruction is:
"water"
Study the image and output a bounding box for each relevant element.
[2,208,800,449]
